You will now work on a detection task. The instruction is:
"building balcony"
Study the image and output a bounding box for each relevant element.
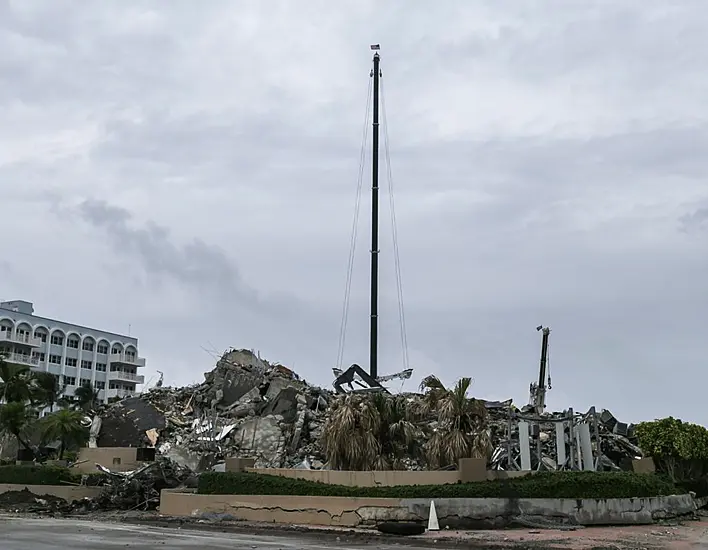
[105,388,137,400]
[0,332,41,348]
[107,370,145,384]
[108,353,146,368]
[1,352,39,367]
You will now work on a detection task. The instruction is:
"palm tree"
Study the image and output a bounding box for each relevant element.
[0,357,33,404]
[418,375,492,469]
[74,382,100,412]
[0,401,35,453]
[370,392,423,469]
[30,372,65,412]
[40,408,88,459]
[320,392,422,470]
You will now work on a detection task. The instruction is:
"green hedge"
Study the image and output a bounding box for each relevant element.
[198,471,679,499]
[0,465,104,486]
[677,477,708,498]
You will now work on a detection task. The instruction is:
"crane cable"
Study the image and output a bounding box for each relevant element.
[381,76,410,371]
[336,77,372,369]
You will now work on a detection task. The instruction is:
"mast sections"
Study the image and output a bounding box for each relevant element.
[369,49,381,379]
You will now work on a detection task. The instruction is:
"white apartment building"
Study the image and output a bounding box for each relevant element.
[0,299,145,403]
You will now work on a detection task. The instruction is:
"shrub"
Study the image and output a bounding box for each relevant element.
[635,417,708,481]
[198,471,679,499]
[0,464,105,486]
[0,465,78,485]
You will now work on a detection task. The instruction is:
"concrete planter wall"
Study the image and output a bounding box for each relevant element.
[159,491,697,528]
[240,458,531,486]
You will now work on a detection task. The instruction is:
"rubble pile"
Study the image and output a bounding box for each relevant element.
[96,349,333,471]
[90,348,646,476]
[484,403,644,472]
[0,488,72,515]
[87,456,195,511]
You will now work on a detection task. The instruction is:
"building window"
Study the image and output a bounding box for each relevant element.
[50,335,64,346]
[32,352,46,362]
[65,357,77,367]
[49,355,61,365]
[125,350,136,361]
[95,381,105,390]
[96,362,106,372]
[0,326,9,332]
[63,376,76,386]
[67,338,79,349]
[79,378,91,387]
[111,347,121,355]
[109,382,118,389]
[34,332,47,343]
[81,360,93,370]
[97,344,108,354]
[82,341,94,352]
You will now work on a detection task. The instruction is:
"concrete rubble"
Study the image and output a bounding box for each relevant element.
[85,348,645,478]
[92,349,332,472]
[485,403,645,472]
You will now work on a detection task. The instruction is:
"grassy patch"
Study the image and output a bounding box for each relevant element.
[198,471,680,499]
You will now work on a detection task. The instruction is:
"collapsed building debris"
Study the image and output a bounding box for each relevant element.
[90,349,331,471]
[485,404,644,473]
[0,489,72,515]
[84,348,646,483]
[0,347,656,516]
[88,456,195,511]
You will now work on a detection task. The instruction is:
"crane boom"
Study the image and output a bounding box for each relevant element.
[528,325,551,414]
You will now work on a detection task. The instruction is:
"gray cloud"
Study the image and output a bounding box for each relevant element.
[77,199,258,305]
[2,0,708,424]
[680,207,708,233]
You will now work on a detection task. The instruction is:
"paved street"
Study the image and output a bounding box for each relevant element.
[4,515,708,549]
[0,517,431,550]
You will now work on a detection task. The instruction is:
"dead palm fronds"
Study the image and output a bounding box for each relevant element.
[419,375,491,469]
[320,392,423,471]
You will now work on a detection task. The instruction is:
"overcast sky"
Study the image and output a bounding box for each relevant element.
[1,0,707,424]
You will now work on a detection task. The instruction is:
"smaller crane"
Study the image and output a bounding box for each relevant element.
[528,325,551,415]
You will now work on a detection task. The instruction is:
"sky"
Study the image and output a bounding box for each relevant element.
[1,0,707,424]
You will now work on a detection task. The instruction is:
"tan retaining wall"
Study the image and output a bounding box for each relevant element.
[0,484,102,501]
[160,491,698,528]
[159,492,404,527]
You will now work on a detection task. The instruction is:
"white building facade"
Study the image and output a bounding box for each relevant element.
[0,299,145,403]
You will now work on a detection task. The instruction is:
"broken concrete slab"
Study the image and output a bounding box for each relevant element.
[232,415,285,467]
[261,387,299,423]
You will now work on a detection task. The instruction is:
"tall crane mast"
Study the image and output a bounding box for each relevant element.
[528,325,551,415]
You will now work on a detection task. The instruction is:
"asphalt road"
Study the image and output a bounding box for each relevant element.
[0,517,433,550]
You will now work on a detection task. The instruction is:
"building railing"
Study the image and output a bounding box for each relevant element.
[107,371,145,384]
[108,353,146,368]
[0,352,39,366]
[0,333,41,347]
